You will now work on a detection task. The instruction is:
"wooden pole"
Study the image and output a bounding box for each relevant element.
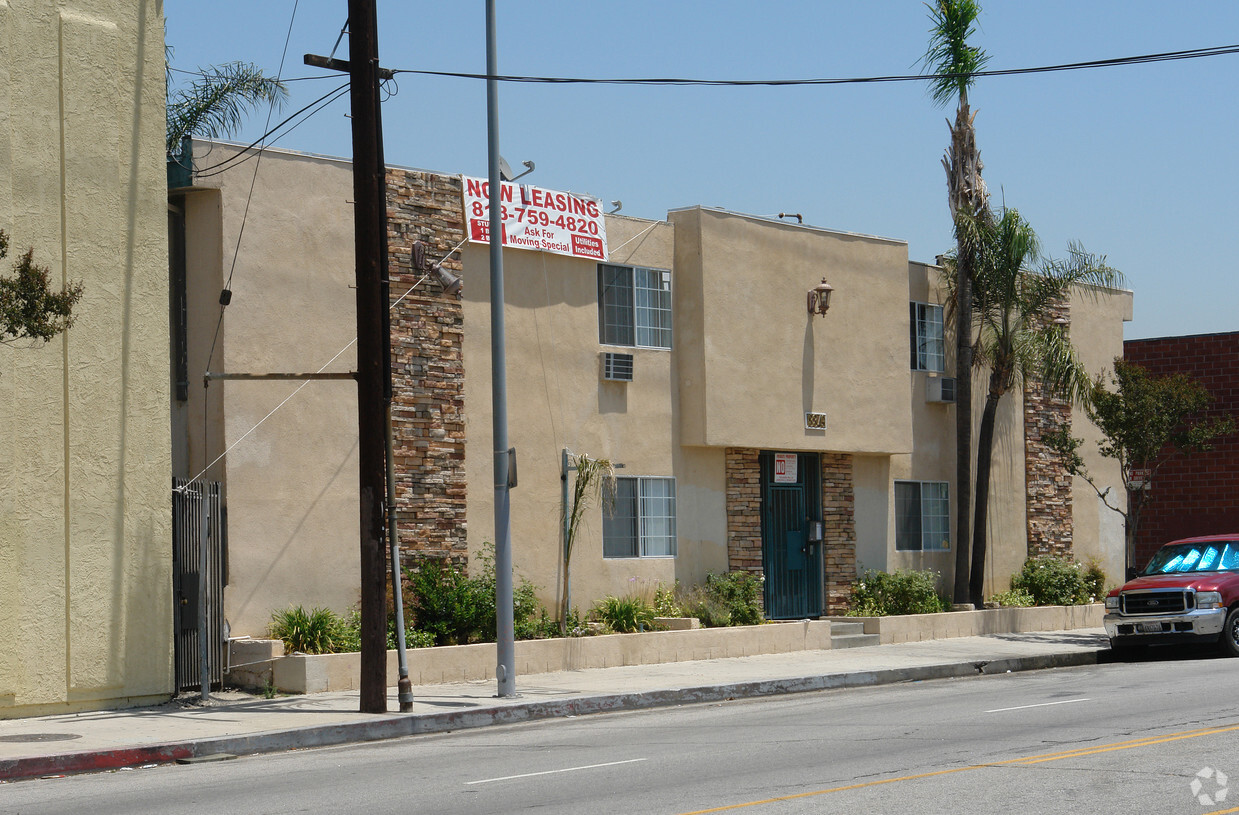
[348,0,388,713]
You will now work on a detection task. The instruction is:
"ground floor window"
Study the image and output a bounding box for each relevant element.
[894,480,950,551]
[604,476,677,558]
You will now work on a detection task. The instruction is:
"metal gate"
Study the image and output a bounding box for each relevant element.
[760,452,822,619]
[172,478,226,693]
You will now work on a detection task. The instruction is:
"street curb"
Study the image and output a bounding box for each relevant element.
[0,649,1104,782]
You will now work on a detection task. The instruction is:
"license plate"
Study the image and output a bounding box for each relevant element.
[1138,622,1164,634]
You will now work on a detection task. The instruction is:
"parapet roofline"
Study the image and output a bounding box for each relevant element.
[667,205,908,247]
[193,138,449,180]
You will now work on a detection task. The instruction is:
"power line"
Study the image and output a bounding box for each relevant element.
[168,65,336,83]
[191,82,350,177]
[390,43,1239,87]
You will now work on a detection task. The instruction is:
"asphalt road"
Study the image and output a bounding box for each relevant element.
[3,648,1238,815]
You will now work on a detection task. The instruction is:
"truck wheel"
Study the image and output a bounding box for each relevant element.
[1220,608,1239,658]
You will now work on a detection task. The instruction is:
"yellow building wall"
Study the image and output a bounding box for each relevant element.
[0,0,172,716]
[180,144,361,638]
[461,215,688,612]
[669,208,913,456]
[1068,284,1134,588]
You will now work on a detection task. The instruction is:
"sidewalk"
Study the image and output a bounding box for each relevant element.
[0,628,1110,782]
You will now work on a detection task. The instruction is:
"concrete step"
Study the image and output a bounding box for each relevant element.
[828,621,866,637]
[830,633,882,649]
[829,621,880,649]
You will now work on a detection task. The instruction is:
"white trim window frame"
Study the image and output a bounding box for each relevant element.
[910,301,945,372]
[599,263,672,350]
[894,480,950,552]
[603,476,677,558]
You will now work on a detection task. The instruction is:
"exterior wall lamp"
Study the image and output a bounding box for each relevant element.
[807,278,834,317]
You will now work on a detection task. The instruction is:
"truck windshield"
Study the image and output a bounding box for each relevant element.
[1144,542,1239,574]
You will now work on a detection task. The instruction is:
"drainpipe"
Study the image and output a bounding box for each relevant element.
[387,408,413,711]
[561,449,571,618]
[198,485,210,704]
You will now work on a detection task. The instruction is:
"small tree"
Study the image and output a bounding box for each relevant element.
[561,453,615,635]
[1,230,83,349]
[1046,358,1237,573]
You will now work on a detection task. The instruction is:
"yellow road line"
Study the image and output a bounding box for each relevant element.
[678,721,1239,815]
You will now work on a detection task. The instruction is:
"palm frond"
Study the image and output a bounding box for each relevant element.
[166,61,288,153]
[921,0,989,107]
[940,206,1125,405]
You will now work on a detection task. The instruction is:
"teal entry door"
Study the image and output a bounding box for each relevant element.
[760,452,822,619]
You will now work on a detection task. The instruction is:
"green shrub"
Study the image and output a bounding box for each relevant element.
[1082,559,1107,603]
[705,571,764,626]
[652,583,681,617]
[404,547,551,646]
[407,559,491,646]
[1010,555,1098,606]
[591,594,657,633]
[847,569,949,616]
[672,572,764,627]
[268,605,348,655]
[678,592,733,627]
[334,608,435,653]
[556,607,596,637]
[989,589,1036,608]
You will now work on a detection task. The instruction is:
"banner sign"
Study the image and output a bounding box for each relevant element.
[461,176,608,261]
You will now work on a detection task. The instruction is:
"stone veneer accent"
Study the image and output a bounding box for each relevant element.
[725,448,763,577]
[820,453,857,615]
[1023,301,1073,559]
[725,448,856,615]
[385,168,469,570]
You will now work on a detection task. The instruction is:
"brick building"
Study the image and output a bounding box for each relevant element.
[1124,332,1239,567]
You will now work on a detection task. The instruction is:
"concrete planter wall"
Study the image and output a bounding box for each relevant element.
[229,605,1103,694]
[231,620,831,694]
[829,604,1104,645]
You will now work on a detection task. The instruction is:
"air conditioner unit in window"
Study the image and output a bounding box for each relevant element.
[927,376,956,403]
[602,352,634,382]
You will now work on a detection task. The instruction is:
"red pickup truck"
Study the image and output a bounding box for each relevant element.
[1104,534,1239,656]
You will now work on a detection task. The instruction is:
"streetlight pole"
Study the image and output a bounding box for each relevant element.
[485,0,516,697]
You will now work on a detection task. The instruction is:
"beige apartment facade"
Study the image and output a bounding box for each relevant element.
[178,142,1131,637]
[0,1,172,717]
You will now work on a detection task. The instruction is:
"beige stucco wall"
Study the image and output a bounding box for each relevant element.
[1068,284,1133,588]
[0,0,172,716]
[873,262,1131,599]
[669,208,913,456]
[461,214,694,612]
[182,143,361,637]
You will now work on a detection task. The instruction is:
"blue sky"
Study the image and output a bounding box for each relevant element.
[165,1,1239,340]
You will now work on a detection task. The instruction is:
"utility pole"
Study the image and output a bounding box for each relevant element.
[341,0,388,714]
[307,5,414,715]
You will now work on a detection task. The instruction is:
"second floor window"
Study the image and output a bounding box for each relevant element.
[910,302,944,372]
[599,263,672,349]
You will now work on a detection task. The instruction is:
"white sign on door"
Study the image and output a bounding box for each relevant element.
[774,453,797,484]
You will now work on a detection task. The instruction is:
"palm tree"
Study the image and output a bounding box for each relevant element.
[561,453,616,634]
[166,56,287,155]
[945,209,1123,605]
[922,0,990,604]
